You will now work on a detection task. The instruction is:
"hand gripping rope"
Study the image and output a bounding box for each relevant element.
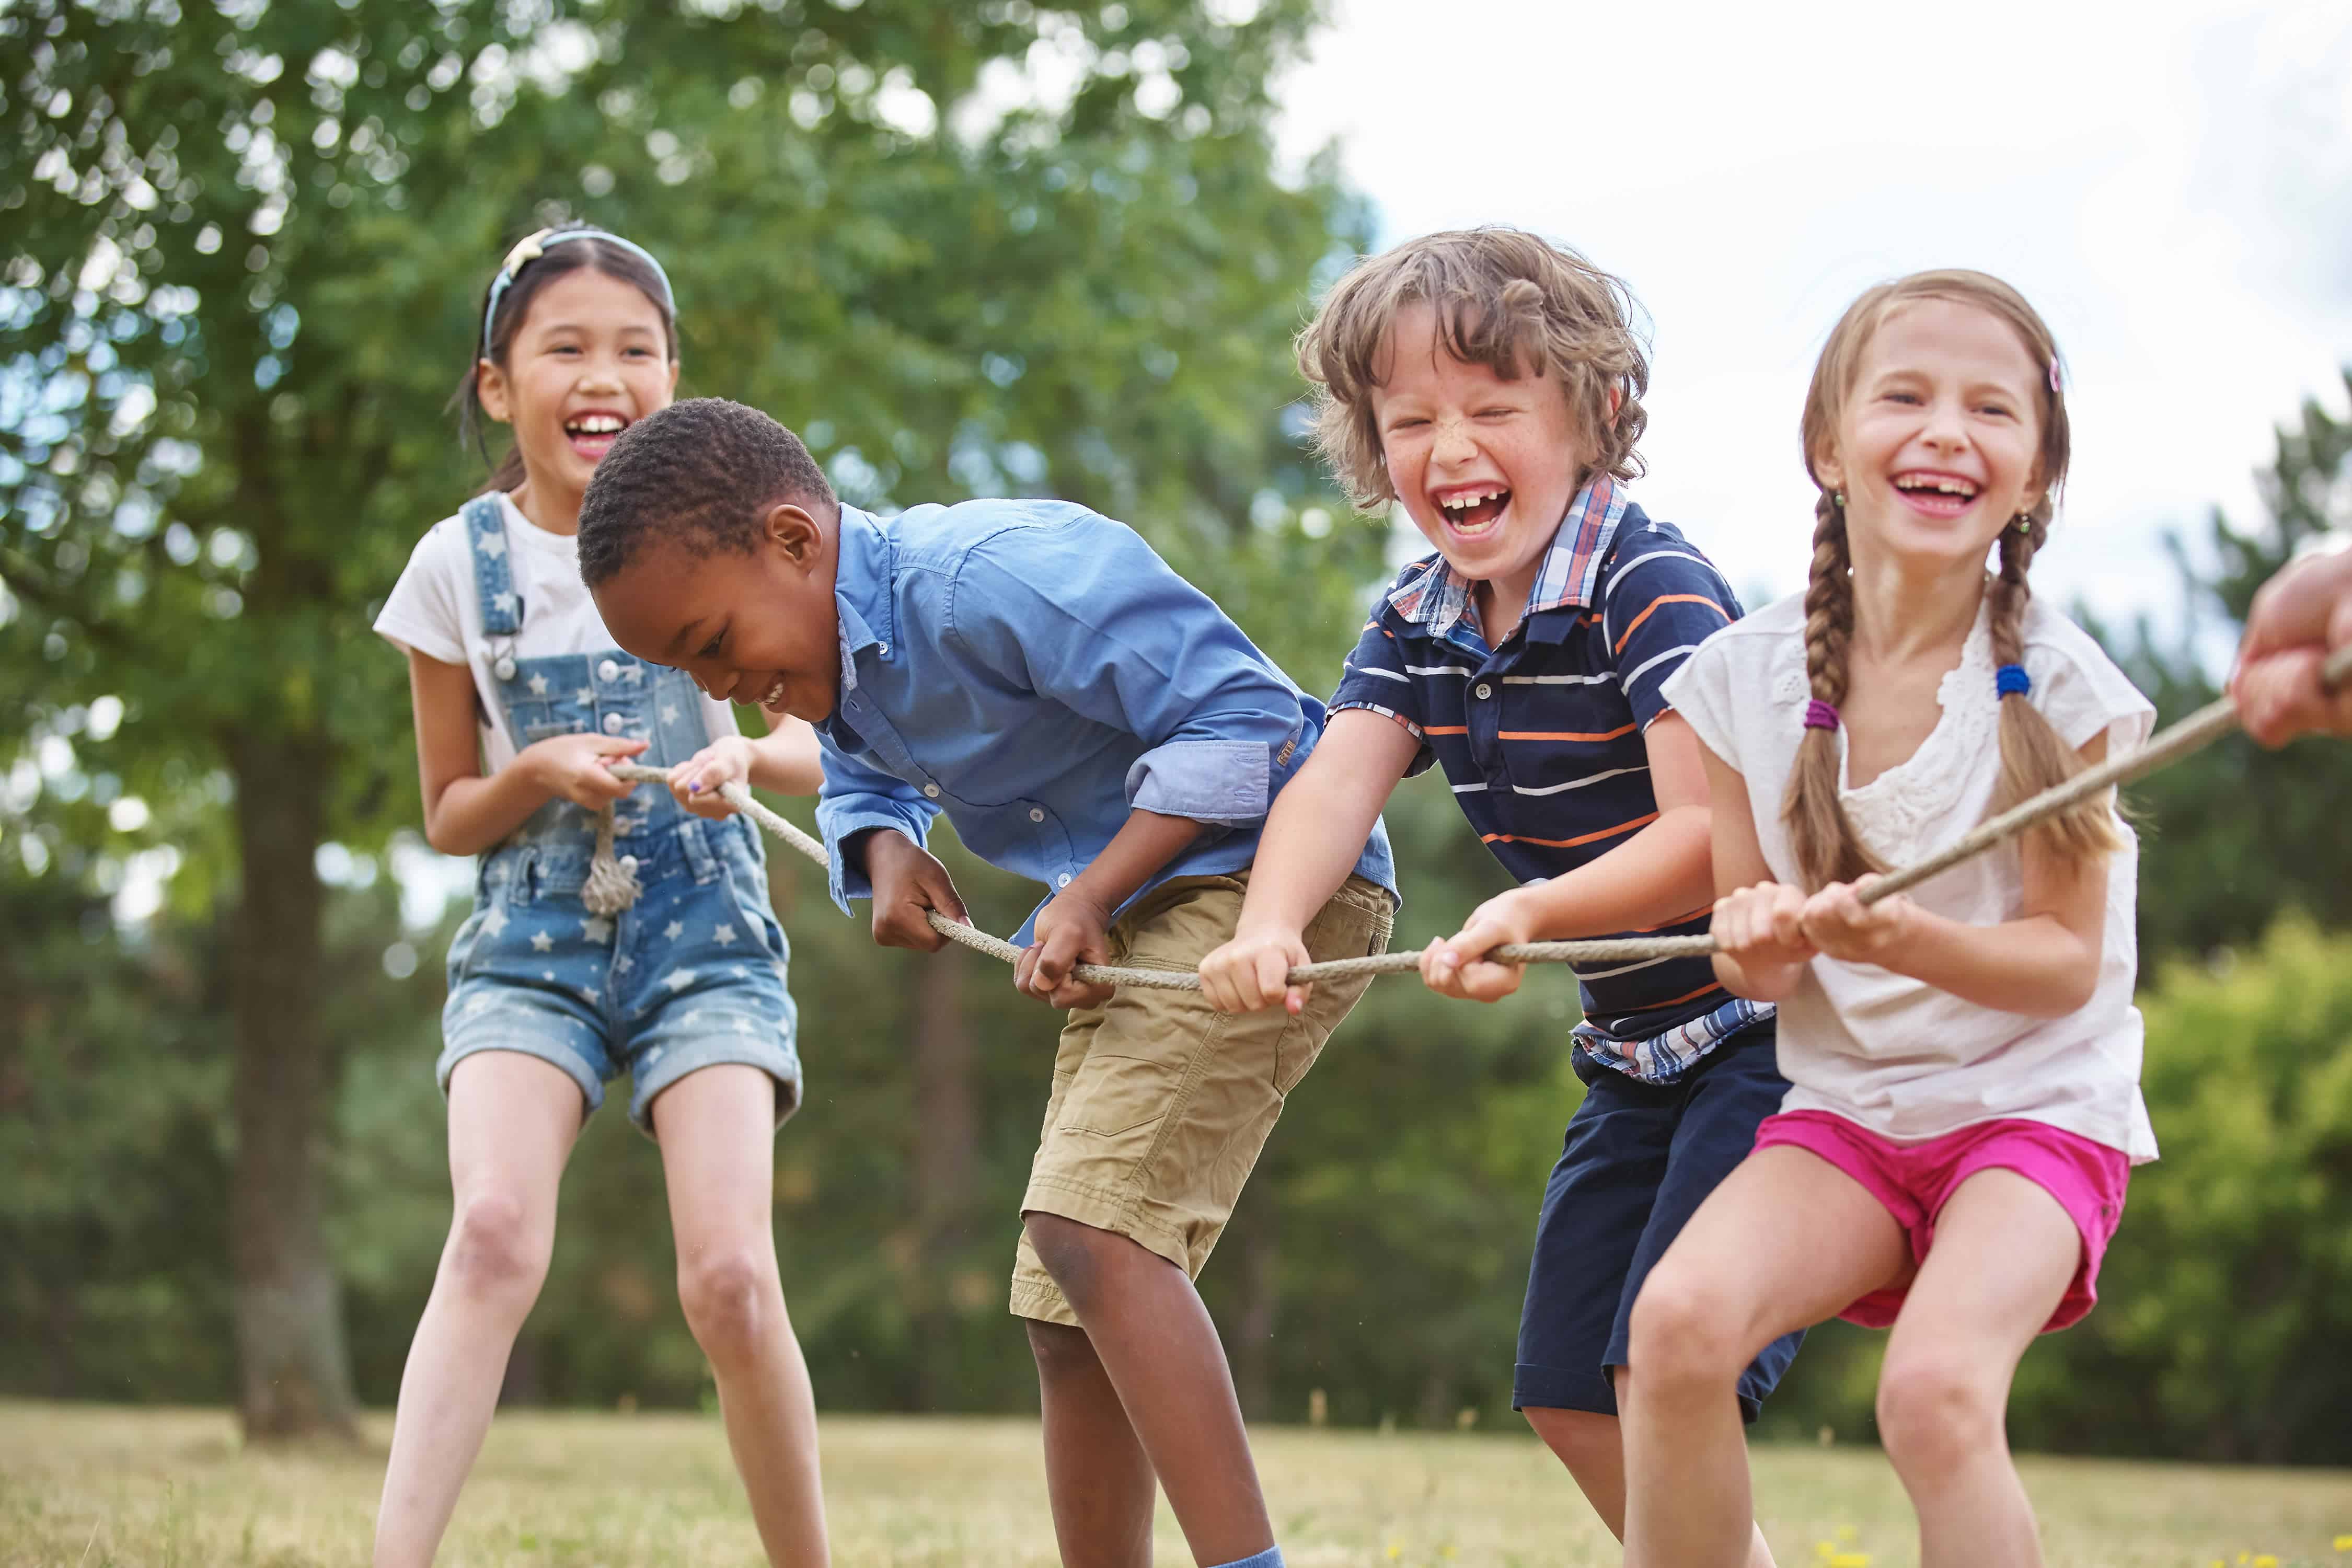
[598,644,2351,995]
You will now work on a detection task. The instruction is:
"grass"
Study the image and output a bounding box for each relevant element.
[0,1402,2347,1566]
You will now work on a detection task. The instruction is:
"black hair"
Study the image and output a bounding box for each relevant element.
[577,397,838,588]
[449,222,679,496]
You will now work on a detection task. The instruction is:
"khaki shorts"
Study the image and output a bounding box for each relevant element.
[1009,871,1394,1325]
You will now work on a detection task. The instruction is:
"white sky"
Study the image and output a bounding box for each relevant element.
[1274,0,2352,631]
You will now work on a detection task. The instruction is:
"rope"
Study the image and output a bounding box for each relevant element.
[598,641,2349,994]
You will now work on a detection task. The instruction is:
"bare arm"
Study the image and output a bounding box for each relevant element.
[1196,709,1419,1013]
[1799,733,2113,1017]
[1021,808,1210,1007]
[1422,712,1718,1002]
[1697,737,1816,1004]
[670,706,826,816]
[407,649,642,857]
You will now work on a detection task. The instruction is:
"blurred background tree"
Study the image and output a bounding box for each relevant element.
[4,0,2349,1467]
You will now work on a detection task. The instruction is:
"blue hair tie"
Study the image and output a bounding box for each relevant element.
[480,226,676,355]
[1996,663,2032,698]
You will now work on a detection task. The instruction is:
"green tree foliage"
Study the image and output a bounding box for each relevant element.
[1,0,1386,1438]
[2105,373,2352,962]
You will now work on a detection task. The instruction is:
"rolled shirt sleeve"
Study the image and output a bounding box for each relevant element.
[947,517,1308,827]
[814,742,942,912]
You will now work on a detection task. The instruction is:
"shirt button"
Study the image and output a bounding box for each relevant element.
[1057,873,1073,887]
[923,784,941,798]
[602,713,625,735]
[1474,682,1493,700]
[878,642,890,656]
[597,659,620,682]
[1029,808,1045,822]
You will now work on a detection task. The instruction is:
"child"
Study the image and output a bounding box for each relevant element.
[574,397,1397,1568]
[1620,271,2157,1568]
[1198,227,1797,1564]
[370,227,830,1568]
[2234,533,2352,745]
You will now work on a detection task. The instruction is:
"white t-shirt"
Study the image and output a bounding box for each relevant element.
[372,491,740,770]
[1663,589,2160,1162]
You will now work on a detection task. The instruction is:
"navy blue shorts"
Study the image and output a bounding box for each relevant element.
[1513,1018,1802,1422]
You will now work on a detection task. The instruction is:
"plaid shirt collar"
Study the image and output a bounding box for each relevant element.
[1386,475,1632,644]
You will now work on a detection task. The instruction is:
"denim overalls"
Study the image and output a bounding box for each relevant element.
[437,494,802,1131]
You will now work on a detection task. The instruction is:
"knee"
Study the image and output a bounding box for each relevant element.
[1023,1318,1102,1387]
[677,1246,783,1364]
[1022,1213,1122,1318]
[445,1192,550,1303]
[1875,1350,2005,1474]
[1524,1405,1620,1473]
[1624,1267,1752,1399]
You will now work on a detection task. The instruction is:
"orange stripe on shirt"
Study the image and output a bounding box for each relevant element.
[1423,724,1469,735]
[1498,723,1638,744]
[1637,978,1726,1009]
[1612,593,1730,655]
[1480,811,1657,849]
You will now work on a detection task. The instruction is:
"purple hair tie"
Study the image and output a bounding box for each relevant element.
[1996,663,2032,698]
[1803,699,1840,732]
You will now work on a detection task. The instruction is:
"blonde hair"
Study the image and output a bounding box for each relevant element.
[1296,227,1650,509]
[1784,269,2121,890]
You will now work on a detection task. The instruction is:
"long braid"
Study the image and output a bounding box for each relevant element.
[1781,491,1886,889]
[1986,510,2124,861]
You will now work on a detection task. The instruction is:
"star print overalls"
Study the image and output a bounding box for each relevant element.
[437,494,802,1132]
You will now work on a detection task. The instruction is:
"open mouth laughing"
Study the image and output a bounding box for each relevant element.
[1434,483,1512,537]
[1889,469,1980,518]
[564,409,631,462]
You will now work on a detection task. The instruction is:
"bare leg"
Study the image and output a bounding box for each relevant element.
[1525,1390,1775,1564]
[654,1065,829,1568]
[1876,1170,2078,1568]
[1022,1212,1271,1566]
[1027,1319,1158,1568]
[373,1053,583,1568]
[1620,1147,1909,1568]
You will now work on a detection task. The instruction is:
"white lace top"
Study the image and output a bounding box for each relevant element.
[1663,589,2159,1161]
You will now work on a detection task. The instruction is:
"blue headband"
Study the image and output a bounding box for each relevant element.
[480,226,676,356]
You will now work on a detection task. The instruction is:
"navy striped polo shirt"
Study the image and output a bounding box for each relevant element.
[1330,477,1768,1082]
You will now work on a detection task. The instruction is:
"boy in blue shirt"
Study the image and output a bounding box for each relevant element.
[1201,228,1798,1566]
[578,397,1394,1568]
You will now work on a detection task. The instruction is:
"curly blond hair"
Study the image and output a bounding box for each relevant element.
[1296,227,1650,509]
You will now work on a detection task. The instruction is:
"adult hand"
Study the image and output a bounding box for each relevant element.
[861,829,969,952]
[1017,882,1116,1010]
[2232,541,2352,746]
[1421,887,1540,1004]
[524,732,648,809]
[1200,922,1314,1015]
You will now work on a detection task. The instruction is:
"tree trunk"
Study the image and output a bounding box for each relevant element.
[910,943,977,1410]
[226,730,358,1442]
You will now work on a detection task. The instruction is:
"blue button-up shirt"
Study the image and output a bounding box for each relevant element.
[815,500,1396,942]
[1330,478,1765,1083]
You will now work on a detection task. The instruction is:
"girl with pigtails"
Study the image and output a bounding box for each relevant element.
[1616,271,2156,1568]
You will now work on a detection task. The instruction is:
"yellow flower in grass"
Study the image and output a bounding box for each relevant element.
[1828,1555,1871,1568]
[2334,1534,2352,1552]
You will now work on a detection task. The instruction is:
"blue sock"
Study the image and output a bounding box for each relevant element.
[1210,1551,1283,1568]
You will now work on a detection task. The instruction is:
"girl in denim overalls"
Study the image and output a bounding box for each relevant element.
[371,226,830,1566]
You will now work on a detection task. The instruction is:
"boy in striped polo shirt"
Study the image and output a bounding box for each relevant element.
[1201,228,1797,1566]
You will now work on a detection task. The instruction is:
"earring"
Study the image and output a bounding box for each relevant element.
[2014,513,2033,533]
[1832,490,1846,509]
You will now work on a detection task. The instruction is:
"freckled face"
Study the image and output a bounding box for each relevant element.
[1816,297,2047,575]
[1370,301,1592,616]
[592,510,843,723]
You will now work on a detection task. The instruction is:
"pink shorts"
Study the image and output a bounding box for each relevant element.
[1753,1110,2130,1332]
